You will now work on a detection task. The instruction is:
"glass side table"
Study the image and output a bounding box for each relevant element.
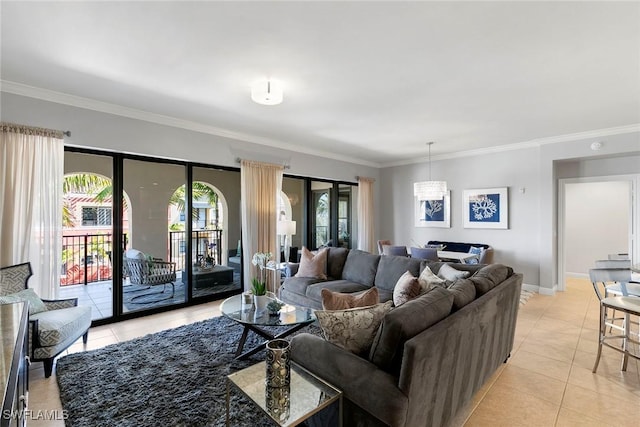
[226,361,342,426]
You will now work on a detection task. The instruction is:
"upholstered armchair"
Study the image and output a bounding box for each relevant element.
[125,249,177,303]
[0,262,92,378]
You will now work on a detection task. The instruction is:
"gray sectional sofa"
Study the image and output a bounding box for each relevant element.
[281,248,522,427]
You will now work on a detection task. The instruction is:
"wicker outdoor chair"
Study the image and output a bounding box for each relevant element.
[125,249,177,303]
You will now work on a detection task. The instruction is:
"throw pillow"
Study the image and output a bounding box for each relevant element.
[0,288,47,315]
[295,247,328,279]
[466,246,483,265]
[315,300,393,356]
[392,271,421,307]
[418,266,445,292]
[321,287,379,310]
[437,263,471,281]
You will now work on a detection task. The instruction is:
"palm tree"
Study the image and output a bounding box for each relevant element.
[170,182,220,228]
[62,174,112,227]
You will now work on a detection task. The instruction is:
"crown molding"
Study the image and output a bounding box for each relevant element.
[0,80,380,168]
[3,80,637,170]
[381,123,640,168]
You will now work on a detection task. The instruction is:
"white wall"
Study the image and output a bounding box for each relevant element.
[382,133,640,293]
[564,181,630,276]
[4,92,639,292]
[381,147,541,286]
[1,92,381,239]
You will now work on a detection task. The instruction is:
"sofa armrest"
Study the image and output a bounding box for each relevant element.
[42,298,78,310]
[291,333,408,427]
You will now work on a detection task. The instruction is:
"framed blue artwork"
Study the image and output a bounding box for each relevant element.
[463,188,508,229]
[415,191,451,228]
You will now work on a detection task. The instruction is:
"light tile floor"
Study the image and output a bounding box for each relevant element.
[26,278,640,426]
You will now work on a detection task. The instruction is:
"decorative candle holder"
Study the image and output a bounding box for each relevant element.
[266,384,290,423]
[265,339,290,388]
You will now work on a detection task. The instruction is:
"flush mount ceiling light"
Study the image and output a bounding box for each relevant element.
[251,79,283,105]
[414,142,447,200]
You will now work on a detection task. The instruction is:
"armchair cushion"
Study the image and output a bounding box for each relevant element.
[0,288,47,314]
[30,306,91,347]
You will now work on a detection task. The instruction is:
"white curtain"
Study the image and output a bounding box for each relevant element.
[240,160,284,293]
[357,176,375,253]
[1,123,64,299]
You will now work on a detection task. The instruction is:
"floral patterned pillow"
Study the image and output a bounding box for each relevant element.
[315,300,393,356]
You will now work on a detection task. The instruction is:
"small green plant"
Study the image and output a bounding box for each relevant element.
[251,277,266,296]
[267,300,284,314]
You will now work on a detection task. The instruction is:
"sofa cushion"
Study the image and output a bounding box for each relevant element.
[374,255,422,292]
[295,247,328,279]
[446,278,477,311]
[341,250,380,287]
[306,280,371,302]
[0,288,48,315]
[322,287,379,310]
[326,247,350,280]
[369,287,454,374]
[437,263,471,281]
[283,277,326,297]
[470,264,514,295]
[393,271,421,307]
[316,301,393,356]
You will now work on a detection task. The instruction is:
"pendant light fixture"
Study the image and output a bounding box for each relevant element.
[413,142,447,199]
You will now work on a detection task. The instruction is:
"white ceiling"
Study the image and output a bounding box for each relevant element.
[1,1,639,167]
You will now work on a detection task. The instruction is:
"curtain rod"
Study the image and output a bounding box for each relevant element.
[235,157,290,169]
[63,131,71,137]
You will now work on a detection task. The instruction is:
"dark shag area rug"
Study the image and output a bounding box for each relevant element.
[56,316,321,427]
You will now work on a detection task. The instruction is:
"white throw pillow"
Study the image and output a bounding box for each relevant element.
[437,263,471,281]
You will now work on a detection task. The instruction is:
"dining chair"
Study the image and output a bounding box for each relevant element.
[409,247,439,261]
[377,240,392,255]
[589,268,640,373]
[381,245,408,257]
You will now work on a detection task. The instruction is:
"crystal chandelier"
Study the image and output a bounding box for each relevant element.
[413,142,447,199]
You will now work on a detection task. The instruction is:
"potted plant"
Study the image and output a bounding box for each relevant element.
[251,251,272,313]
[267,300,284,316]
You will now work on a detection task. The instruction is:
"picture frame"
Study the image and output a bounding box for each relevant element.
[415,191,451,228]
[463,187,508,229]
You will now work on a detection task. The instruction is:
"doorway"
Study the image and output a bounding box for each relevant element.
[558,176,637,291]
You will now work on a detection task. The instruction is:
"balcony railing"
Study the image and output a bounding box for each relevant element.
[169,230,223,272]
[61,230,224,286]
[61,233,126,286]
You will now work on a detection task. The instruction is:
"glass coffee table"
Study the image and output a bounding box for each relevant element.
[226,361,342,426]
[220,295,316,360]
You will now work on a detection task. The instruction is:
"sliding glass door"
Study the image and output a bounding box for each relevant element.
[121,158,186,313]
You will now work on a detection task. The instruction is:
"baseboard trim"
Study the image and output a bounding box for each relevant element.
[521,283,557,295]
